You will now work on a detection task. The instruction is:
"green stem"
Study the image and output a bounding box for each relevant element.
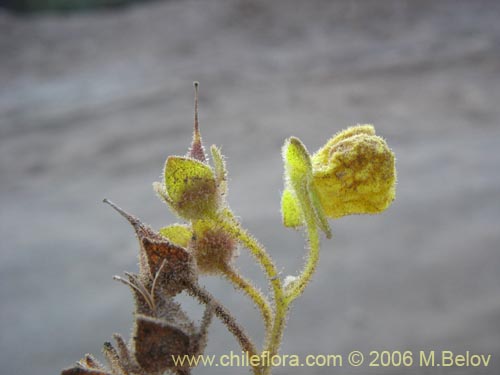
[222,265,273,335]
[218,217,288,368]
[219,207,321,375]
[284,205,320,304]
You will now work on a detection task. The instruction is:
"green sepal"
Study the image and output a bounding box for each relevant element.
[282,137,331,238]
[159,224,193,248]
[210,145,227,195]
[281,188,303,228]
[309,183,332,238]
[283,137,312,187]
[164,156,218,220]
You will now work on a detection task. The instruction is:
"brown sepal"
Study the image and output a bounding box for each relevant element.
[104,199,196,294]
[133,314,191,373]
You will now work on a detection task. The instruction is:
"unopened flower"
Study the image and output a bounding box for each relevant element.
[190,219,238,275]
[154,83,228,221]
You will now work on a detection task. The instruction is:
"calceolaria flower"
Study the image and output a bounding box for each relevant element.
[281,124,396,233]
[311,124,396,218]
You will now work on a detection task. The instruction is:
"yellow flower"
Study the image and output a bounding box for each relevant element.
[311,125,396,218]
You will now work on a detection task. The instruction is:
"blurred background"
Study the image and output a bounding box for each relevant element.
[1,0,499,374]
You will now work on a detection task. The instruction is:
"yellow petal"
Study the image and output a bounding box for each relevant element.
[312,125,396,218]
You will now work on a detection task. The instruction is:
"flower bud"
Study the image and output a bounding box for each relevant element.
[311,125,396,218]
[155,83,229,221]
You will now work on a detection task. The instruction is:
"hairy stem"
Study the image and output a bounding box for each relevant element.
[284,204,320,304]
[186,281,262,374]
[222,264,273,335]
[219,217,288,373]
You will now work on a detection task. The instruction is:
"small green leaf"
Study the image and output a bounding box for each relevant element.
[159,224,193,248]
[281,189,303,228]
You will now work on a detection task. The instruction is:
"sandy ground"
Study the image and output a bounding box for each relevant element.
[1,1,500,374]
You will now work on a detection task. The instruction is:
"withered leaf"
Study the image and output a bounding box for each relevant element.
[141,237,191,277]
[104,199,195,286]
[134,314,191,373]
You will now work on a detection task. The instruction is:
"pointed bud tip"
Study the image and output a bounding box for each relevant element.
[103,198,125,216]
[103,198,140,226]
[188,81,207,162]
